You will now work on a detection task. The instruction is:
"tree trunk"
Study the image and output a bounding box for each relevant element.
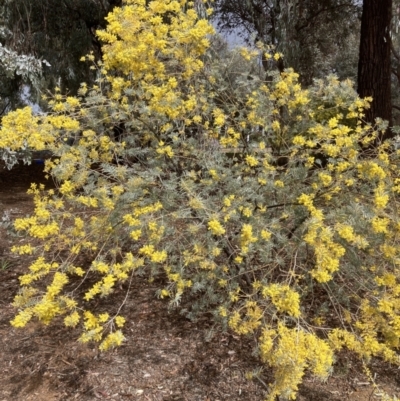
[357,0,393,141]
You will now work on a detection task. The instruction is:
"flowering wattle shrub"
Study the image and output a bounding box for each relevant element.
[2,1,400,399]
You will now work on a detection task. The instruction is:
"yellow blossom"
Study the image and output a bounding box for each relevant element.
[208,219,225,236]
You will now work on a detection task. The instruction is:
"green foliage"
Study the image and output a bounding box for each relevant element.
[0,258,12,271]
[2,1,400,400]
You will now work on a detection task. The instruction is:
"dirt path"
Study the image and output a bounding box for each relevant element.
[1,163,400,401]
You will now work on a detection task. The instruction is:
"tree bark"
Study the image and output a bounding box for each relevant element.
[357,0,393,141]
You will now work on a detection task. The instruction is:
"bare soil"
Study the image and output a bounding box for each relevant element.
[1,162,400,401]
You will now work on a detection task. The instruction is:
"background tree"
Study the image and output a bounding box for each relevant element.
[0,0,122,117]
[357,0,393,139]
[212,0,361,84]
[389,0,400,124]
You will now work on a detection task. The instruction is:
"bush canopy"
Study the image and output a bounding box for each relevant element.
[2,1,400,399]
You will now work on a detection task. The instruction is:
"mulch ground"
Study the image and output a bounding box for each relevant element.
[1,162,400,401]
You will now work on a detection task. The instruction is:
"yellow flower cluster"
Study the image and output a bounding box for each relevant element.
[262,284,300,317]
[335,223,368,249]
[156,141,174,158]
[208,219,225,236]
[228,301,263,335]
[240,224,258,254]
[260,324,333,401]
